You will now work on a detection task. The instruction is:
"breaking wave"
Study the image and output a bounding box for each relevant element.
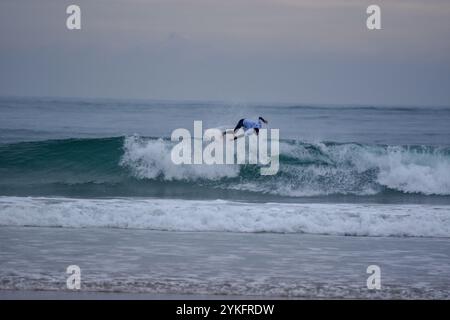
[0,135,450,197]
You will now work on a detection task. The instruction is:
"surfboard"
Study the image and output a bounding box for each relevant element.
[222,130,247,141]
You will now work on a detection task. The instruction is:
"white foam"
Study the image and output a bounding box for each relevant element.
[120,135,239,180]
[373,146,450,195]
[1,196,449,238]
[119,137,450,196]
[279,142,450,196]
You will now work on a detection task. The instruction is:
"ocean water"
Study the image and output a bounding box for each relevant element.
[1,96,450,204]
[0,96,449,298]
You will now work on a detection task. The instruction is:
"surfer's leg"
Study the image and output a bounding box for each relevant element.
[233,119,245,133]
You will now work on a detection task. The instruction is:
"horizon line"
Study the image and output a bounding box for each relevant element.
[0,94,449,109]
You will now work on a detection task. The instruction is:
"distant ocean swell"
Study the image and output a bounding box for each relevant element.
[1,135,450,197]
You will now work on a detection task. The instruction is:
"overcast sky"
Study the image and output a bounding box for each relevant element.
[1,0,449,106]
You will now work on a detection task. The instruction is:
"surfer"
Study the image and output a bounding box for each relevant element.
[225,117,269,140]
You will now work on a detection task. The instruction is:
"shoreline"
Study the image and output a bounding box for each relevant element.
[1,227,449,299]
[0,289,289,300]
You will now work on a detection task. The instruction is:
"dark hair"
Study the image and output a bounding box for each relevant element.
[258,116,268,124]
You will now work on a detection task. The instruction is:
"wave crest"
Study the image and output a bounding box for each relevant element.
[120,135,240,181]
[1,136,450,197]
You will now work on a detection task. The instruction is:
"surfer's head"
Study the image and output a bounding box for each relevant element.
[259,116,268,124]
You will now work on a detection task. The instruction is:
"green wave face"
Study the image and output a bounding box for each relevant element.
[0,137,125,183]
[1,136,450,199]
